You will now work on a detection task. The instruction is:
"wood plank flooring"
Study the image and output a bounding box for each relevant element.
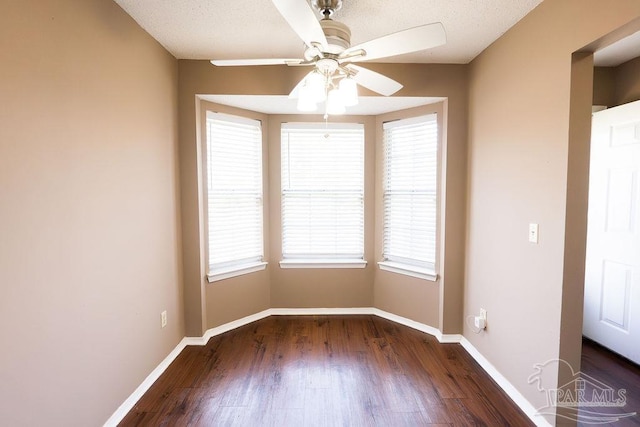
[119,315,533,426]
[578,338,640,426]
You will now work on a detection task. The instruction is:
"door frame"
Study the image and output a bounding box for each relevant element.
[561,18,640,400]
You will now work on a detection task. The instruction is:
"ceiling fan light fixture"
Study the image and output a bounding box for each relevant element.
[210,1,447,117]
[306,71,327,102]
[297,78,319,111]
[209,0,447,116]
[339,77,358,106]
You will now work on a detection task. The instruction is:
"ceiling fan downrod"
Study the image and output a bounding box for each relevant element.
[311,0,351,53]
[312,0,342,19]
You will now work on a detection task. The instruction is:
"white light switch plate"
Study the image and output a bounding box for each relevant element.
[161,310,167,328]
[529,223,539,243]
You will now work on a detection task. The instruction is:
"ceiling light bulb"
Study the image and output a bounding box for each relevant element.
[326,88,346,115]
[306,71,327,103]
[339,77,358,106]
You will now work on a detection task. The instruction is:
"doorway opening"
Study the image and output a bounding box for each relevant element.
[576,34,640,425]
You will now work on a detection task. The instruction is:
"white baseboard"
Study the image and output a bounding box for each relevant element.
[103,310,273,427]
[201,309,273,343]
[269,307,374,316]
[459,337,551,427]
[439,333,464,343]
[105,308,543,427]
[370,308,446,341]
[103,337,192,427]
[269,307,462,346]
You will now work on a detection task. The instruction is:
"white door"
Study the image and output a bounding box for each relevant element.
[583,100,640,365]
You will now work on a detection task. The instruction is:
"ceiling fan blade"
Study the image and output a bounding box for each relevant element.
[210,58,302,66]
[342,22,446,62]
[288,71,315,99]
[271,0,328,48]
[346,64,402,96]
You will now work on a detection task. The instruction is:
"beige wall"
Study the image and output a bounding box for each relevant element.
[0,0,182,426]
[593,66,616,106]
[466,0,640,421]
[373,104,444,328]
[268,115,375,309]
[558,51,594,423]
[179,61,468,333]
[615,56,640,105]
[178,62,304,335]
[200,101,271,328]
[366,65,469,334]
[594,56,640,107]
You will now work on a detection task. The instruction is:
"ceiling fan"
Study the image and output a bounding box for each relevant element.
[210,0,446,114]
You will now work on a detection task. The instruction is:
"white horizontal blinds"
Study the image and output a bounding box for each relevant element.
[383,114,438,269]
[281,123,365,259]
[206,112,263,272]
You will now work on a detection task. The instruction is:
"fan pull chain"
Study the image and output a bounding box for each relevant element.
[324,114,330,139]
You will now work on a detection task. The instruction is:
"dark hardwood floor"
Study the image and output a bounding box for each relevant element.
[578,338,640,426]
[119,315,533,426]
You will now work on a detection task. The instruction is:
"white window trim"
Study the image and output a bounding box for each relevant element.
[207,261,267,283]
[280,259,367,269]
[377,261,438,282]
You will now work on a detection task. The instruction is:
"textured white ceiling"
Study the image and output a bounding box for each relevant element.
[113,0,543,64]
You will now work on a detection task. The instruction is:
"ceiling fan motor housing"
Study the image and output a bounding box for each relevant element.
[320,19,351,53]
[311,0,350,53]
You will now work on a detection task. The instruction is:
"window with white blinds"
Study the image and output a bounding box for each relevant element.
[205,112,265,281]
[381,114,438,278]
[281,123,365,266]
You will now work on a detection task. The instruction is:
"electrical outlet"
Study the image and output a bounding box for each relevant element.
[475,308,487,330]
[161,310,167,328]
[529,223,539,243]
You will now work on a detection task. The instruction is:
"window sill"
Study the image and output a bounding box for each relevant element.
[279,259,367,269]
[378,261,438,281]
[207,261,267,283]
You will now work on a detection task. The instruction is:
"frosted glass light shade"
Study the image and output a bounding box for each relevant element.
[339,77,358,106]
[306,72,326,103]
[297,83,317,112]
